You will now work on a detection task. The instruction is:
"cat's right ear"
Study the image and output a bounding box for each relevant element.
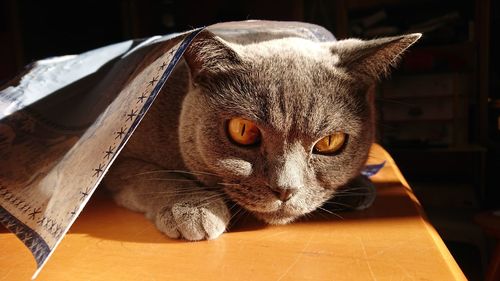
[183,30,242,81]
[331,33,421,82]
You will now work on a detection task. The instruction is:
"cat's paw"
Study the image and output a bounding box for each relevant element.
[154,195,230,241]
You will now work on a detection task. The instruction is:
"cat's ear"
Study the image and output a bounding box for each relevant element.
[183,30,242,80]
[331,33,421,81]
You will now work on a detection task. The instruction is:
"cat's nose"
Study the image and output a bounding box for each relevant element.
[269,186,298,202]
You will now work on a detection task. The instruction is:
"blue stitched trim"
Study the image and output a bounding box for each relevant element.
[361,161,386,177]
[0,206,51,267]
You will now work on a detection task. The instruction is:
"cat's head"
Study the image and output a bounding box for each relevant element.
[179,30,420,224]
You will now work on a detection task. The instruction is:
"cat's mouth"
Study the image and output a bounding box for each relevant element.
[222,184,313,225]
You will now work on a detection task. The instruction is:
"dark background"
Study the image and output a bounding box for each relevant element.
[1,1,498,280]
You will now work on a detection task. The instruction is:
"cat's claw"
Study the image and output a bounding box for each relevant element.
[154,195,230,241]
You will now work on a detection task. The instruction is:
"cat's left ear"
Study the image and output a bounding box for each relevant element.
[183,30,242,80]
[331,33,421,81]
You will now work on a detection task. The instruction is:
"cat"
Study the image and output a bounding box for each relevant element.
[104,30,421,241]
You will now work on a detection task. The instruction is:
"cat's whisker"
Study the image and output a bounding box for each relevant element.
[229,207,248,229]
[334,192,371,196]
[127,169,219,178]
[226,202,244,231]
[302,212,312,222]
[228,207,243,224]
[196,194,228,208]
[334,191,371,196]
[336,186,371,191]
[321,208,347,212]
[137,188,225,197]
[314,209,331,220]
[332,193,372,197]
[145,187,225,196]
[317,207,344,220]
[217,182,239,186]
[322,200,355,209]
[228,202,239,211]
[144,178,200,182]
[335,186,373,193]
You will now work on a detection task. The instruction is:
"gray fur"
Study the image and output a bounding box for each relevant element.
[104,30,420,240]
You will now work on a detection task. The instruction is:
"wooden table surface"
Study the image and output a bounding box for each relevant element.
[0,144,466,281]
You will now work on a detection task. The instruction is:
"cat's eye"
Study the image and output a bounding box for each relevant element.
[313,132,346,154]
[227,118,261,145]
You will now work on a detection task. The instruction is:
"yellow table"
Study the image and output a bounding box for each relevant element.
[0,145,466,280]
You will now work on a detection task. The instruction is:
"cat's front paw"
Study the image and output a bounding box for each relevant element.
[154,195,230,241]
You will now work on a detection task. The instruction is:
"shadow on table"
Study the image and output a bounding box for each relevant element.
[58,181,421,244]
[0,181,421,240]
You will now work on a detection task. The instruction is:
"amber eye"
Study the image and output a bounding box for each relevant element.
[314,132,346,154]
[227,118,261,145]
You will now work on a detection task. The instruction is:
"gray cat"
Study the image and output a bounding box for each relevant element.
[104,30,420,240]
